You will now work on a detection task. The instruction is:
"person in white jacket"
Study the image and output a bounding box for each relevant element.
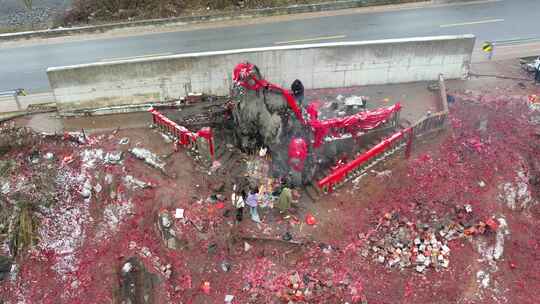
[231,184,245,222]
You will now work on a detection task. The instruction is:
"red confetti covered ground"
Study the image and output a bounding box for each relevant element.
[1,77,540,304]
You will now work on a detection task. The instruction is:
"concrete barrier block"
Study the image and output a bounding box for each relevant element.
[312,71,345,88]
[48,35,475,112]
[344,69,371,87]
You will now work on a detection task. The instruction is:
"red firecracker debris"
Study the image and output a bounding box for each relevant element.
[486,218,499,231]
[201,281,211,295]
[305,214,316,225]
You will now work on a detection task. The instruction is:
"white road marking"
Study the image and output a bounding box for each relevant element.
[274,34,347,45]
[494,37,540,46]
[440,18,504,28]
[100,52,173,62]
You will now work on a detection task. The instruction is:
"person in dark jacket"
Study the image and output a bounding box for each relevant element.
[535,63,540,84]
[291,79,304,106]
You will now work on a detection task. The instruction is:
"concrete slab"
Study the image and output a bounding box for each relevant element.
[305,81,441,124]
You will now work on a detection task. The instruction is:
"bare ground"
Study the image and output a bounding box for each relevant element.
[0,60,539,303]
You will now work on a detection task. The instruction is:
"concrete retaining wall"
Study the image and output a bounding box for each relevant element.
[47,35,475,111]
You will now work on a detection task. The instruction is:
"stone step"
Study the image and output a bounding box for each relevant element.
[214,144,227,159]
[301,188,317,204]
[219,150,234,167]
[311,182,323,196]
[229,160,245,177]
[305,184,321,201]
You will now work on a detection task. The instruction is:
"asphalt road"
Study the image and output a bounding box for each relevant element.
[1,0,539,93]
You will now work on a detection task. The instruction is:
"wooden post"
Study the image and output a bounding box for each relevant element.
[405,129,413,159]
[14,94,22,111]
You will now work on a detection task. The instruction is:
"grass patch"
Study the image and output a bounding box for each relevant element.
[0,25,39,34]
[9,202,38,257]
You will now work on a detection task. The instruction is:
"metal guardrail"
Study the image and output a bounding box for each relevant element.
[317,128,412,193]
[410,112,448,137]
[0,89,27,111]
[148,107,215,160]
[316,74,450,193]
[317,111,449,193]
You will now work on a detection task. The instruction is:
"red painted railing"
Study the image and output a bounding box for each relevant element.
[148,107,214,159]
[317,128,412,192]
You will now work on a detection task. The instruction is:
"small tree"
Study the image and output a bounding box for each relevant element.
[21,0,32,10]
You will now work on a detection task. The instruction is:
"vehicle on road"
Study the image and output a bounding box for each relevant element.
[520,56,540,73]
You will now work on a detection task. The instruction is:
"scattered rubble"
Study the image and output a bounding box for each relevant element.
[64,131,87,145]
[104,151,123,164]
[362,210,463,273]
[174,208,184,219]
[157,210,186,250]
[499,170,535,210]
[1,182,10,195]
[80,178,92,198]
[118,137,130,145]
[129,147,166,172]
[44,152,54,160]
[123,175,153,189]
[476,270,491,289]
[0,123,39,152]
[97,200,134,238]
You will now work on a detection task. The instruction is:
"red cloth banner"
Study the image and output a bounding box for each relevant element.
[233,62,401,148]
[288,137,308,172]
[309,103,401,147]
[233,62,304,123]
